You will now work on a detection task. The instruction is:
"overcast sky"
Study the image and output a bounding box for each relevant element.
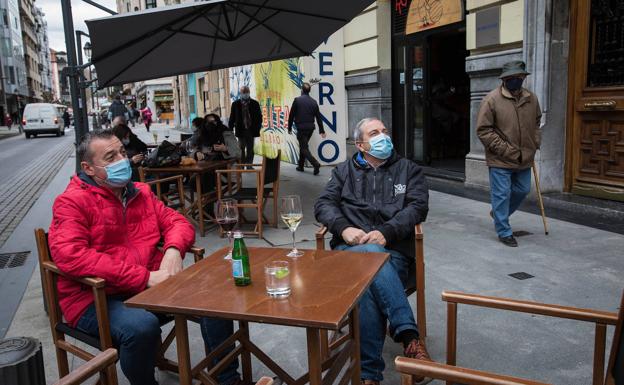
[38,0,117,53]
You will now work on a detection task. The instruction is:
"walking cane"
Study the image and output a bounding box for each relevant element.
[532,161,549,235]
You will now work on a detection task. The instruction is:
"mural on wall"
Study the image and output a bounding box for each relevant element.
[228,31,347,165]
[405,0,463,34]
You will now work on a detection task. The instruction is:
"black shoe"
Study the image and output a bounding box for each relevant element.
[498,235,518,247]
[313,165,320,175]
[296,166,304,172]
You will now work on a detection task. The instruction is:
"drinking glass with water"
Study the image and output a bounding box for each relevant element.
[264,261,291,297]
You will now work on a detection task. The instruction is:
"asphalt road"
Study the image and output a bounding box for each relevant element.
[0,127,75,182]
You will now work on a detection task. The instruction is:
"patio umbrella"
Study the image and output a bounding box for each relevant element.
[86,0,374,88]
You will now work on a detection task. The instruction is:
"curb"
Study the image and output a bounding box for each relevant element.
[0,131,22,140]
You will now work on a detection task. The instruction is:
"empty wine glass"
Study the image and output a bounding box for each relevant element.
[216,199,239,259]
[280,195,303,258]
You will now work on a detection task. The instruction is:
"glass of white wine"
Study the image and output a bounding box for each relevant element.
[280,195,303,258]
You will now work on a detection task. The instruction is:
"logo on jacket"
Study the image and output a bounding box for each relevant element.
[394,184,406,195]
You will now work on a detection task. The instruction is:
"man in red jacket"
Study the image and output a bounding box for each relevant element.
[49,130,240,385]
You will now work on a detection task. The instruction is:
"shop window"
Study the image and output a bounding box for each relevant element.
[145,0,156,9]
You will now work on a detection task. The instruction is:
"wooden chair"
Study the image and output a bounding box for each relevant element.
[138,169,186,214]
[315,223,427,338]
[395,290,624,385]
[53,348,117,385]
[216,151,281,238]
[35,228,206,385]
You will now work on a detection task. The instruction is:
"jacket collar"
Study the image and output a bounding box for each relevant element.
[500,85,531,104]
[76,171,139,200]
[352,151,399,170]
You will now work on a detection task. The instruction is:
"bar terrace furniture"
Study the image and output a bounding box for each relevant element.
[52,348,118,385]
[395,290,624,385]
[35,228,205,385]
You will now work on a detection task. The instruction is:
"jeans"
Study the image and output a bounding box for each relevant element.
[335,243,418,381]
[199,318,240,384]
[77,296,239,385]
[238,133,255,164]
[296,130,320,168]
[489,167,532,237]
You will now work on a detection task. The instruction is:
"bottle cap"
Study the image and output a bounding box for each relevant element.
[233,231,243,239]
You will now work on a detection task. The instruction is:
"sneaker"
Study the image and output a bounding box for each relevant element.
[498,235,518,247]
[313,165,320,175]
[404,339,433,385]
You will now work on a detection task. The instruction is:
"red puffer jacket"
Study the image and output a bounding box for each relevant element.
[48,173,195,327]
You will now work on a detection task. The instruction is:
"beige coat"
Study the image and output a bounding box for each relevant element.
[476,86,542,169]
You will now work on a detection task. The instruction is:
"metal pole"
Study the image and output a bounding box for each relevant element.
[76,31,90,133]
[61,0,84,172]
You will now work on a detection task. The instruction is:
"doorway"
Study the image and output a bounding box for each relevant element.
[392,26,470,175]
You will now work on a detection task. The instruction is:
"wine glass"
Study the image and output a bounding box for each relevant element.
[280,195,303,258]
[216,199,239,259]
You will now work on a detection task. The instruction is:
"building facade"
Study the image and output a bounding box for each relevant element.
[33,5,52,100]
[0,0,28,120]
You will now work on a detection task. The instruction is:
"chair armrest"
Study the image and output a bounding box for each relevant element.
[189,246,205,263]
[315,226,328,250]
[235,163,262,168]
[415,223,423,239]
[442,291,619,325]
[53,348,118,385]
[216,169,261,175]
[144,174,184,186]
[395,357,550,385]
[41,261,106,289]
[255,377,274,385]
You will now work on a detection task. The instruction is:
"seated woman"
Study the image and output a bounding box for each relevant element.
[192,114,241,161]
[112,123,148,182]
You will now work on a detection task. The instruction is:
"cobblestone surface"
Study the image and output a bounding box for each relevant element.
[0,140,73,247]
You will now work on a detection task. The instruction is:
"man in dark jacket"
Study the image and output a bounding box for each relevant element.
[108,94,129,123]
[288,83,326,175]
[229,86,262,164]
[476,61,542,247]
[314,118,431,385]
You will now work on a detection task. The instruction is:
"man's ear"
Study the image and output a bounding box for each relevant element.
[81,161,95,176]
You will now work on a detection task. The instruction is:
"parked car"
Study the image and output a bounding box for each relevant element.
[22,103,67,138]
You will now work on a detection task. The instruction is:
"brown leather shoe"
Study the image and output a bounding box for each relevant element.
[361,379,379,385]
[403,339,432,385]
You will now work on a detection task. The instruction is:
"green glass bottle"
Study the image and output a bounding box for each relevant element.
[231,231,251,286]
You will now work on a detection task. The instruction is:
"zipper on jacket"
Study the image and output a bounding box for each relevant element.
[372,169,377,203]
[513,100,523,163]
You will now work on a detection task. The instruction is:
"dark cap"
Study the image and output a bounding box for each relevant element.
[499,60,530,79]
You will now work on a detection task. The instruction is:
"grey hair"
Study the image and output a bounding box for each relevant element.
[77,129,115,163]
[353,117,382,141]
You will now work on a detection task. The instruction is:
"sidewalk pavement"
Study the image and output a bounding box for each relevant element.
[0,125,22,140]
[4,148,624,385]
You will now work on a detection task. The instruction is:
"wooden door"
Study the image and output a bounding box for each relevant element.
[566,0,624,201]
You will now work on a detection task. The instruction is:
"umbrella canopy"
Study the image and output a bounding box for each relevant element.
[86,0,374,88]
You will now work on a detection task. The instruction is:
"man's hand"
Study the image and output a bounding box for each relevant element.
[159,248,183,275]
[341,227,366,245]
[360,230,386,246]
[320,133,327,139]
[147,270,171,287]
[131,154,144,164]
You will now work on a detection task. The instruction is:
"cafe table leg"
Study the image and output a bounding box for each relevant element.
[306,328,323,385]
[349,305,361,385]
[174,315,193,385]
[239,321,253,383]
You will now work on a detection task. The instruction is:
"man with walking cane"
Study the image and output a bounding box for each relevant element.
[477,61,542,247]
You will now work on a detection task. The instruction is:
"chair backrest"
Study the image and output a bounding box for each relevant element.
[605,290,624,385]
[262,150,281,186]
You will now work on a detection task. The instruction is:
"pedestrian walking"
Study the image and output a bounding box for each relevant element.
[141,106,153,132]
[107,94,129,123]
[288,82,326,175]
[5,113,12,128]
[229,86,262,165]
[476,60,542,247]
[62,110,71,130]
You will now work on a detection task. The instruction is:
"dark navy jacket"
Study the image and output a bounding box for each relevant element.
[288,94,325,133]
[314,151,428,259]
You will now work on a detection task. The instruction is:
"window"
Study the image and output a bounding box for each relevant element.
[127,2,130,12]
[6,66,15,84]
[145,0,156,8]
[2,9,8,26]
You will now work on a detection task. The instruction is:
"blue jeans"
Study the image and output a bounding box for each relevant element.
[489,167,532,237]
[335,243,418,381]
[77,296,239,385]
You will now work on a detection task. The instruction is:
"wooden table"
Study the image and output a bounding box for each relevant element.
[126,247,389,385]
[140,159,236,236]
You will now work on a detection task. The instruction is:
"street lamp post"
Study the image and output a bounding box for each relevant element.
[83,41,98,129]
[76,30,90,133]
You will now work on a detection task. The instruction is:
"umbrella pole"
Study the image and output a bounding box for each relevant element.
[532,161,549,235]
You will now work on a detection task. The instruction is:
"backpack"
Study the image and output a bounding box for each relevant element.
[145,140,181,168]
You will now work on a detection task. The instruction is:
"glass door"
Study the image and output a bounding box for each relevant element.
[406,40,429,163]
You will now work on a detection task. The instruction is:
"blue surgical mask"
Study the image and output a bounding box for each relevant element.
[504,77,524,92]
[366,134,393,160]
[241,93,250,100]
[99,158,132,188]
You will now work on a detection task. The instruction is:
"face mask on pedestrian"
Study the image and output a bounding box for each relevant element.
[241,93,250,100]
[96,158,132,188]
[191,124,199,132]
[121,137,130,146]
[504,77,524,92]
[364,133,394,160]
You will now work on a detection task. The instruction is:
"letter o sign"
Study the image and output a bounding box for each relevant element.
[318,140,339,163]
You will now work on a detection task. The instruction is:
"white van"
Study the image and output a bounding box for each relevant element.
[22,103,66,138]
